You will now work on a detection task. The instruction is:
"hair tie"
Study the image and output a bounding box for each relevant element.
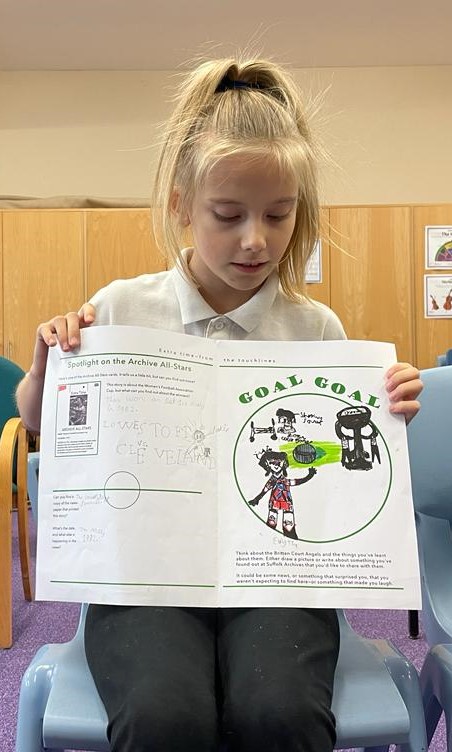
[216,76,263,93]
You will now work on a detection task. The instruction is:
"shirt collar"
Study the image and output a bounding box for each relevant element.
[171,248,280,334]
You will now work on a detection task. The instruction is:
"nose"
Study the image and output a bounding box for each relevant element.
[240,219,267,252]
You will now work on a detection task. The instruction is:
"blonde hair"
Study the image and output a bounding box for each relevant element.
[152,56,320,301]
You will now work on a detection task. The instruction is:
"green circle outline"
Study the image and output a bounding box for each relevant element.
[233,392,393,543]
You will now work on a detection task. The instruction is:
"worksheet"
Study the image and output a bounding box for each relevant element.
[36,326,421,609]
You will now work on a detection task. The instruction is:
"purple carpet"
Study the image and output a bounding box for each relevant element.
[0,511,446,751]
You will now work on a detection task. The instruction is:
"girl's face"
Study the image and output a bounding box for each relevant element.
[186,155,298,314]
[268,459,284,475]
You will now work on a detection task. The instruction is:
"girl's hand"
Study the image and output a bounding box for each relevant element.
[385,362,423,424]
[17,303,96,434]
[30,303,96,379]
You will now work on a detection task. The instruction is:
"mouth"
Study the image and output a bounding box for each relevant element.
[232,261,267,271]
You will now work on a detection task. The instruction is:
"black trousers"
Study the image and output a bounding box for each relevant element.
[85,605,339,752]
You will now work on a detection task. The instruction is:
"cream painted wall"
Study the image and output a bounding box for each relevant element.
[1,66,451,205]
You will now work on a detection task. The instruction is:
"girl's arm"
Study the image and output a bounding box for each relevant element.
[385,362,423,424]
[16,303,95,433]
[249,478,273,506]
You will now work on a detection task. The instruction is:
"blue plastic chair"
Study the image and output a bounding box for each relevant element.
[15,604,427,751]
[0,355,33,648]
[27,451,40,521]
[421,644,452,750]
[17,449,427,752]
[436,349,452,367]
[406,365,452,748]
[407,366,452,647]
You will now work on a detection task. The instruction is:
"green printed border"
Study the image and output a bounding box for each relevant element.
[52,488,202,494]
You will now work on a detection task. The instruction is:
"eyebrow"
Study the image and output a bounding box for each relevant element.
[207,197,297,205]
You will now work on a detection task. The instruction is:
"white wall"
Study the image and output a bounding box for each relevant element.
[1,66,451,205]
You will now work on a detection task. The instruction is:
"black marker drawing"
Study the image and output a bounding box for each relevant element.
[248,449,317,539]
[275,408,322,440]
[249,418,277,442]
[276,408,297,435]
[335,406,380,471]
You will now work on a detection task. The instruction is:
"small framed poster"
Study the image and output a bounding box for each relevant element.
[425,226,452,269]
[424,274,452,318]
[305,240,322,284]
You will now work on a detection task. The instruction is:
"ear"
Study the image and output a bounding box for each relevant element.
[171,190,190,227]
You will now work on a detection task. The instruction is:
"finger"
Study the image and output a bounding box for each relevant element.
[78,302,96,326]
[385,362,413,380]
[387,377,423,405]
[38,314,78,352]
[37,319,64,348]
[385,365,421,393]
[65,311,86,348]
[388,399,420,424]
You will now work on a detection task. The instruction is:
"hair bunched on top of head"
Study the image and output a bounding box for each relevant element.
[152,55,321,301]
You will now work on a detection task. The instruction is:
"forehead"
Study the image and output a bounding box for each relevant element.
[199,155,298,202]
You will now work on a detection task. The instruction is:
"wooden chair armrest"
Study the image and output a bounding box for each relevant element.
[0,417,33,647]
[0,416,23,500]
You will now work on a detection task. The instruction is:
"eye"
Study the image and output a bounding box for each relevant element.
[267,212,292,222]
[212,211,240,223]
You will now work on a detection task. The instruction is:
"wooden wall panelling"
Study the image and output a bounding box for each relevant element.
[329,206,414,364]
[413,205,452,369]
[86,210,166,299]
[306,208,330,307]
[2,211,84,371]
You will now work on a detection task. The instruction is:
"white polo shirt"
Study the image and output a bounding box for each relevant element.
[90,253,346,343]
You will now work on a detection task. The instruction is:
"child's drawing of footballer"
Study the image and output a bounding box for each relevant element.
[248,448,317,539]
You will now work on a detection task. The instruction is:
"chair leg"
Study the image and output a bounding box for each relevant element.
[0,503,12,648]
[420,647,452,747]
[17,426,33,601]
[15,647,54,752]
[378,643,428,752]
[408,610,419,639]
[0,421,15,648]
[424,693,444,746]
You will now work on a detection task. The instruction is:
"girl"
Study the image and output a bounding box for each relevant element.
[17,55,422,752]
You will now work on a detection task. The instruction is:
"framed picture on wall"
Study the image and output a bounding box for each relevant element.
[424,274,452,318]
[305,240,322,284]
[425,226,452,269]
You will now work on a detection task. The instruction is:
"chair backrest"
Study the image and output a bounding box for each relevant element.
[407,365,452,520]
[407,365,452,645]
[0,355,25,433]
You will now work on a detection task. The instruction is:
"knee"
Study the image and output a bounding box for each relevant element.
[109,689,217,752]
[286,689,336,749]
[225,688,335,752]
